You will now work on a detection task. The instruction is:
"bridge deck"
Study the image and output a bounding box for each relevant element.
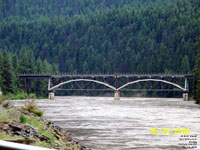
[19,74,194,79]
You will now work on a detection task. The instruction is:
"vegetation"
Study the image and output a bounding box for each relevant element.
[194,38,200,104]
[2,92,37,101]
[19,114,27,123]
[0,132,54,149]
[0,50,58,98]
[0,106,81,149]
[0,0,199,100]
[0,0,172,21]
[22,100,43,117]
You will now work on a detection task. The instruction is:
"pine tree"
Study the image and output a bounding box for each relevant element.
[35,58,47,96]
[1,51,15,94]
[180,55,190,73]
[0,51,3,89]
[52,63,59,74]
[43,59,53,74]
[194,38,200,104]
[18,48,35,74]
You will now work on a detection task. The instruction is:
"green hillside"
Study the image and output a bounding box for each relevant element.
[0,0,171,21]
[0,0,200,101]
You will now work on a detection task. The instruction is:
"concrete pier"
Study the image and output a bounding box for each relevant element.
[114,90,120,100]
[183,92,188,101]
[48,91,55,100]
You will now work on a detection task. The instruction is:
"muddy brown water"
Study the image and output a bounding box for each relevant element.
[12,97,200,150]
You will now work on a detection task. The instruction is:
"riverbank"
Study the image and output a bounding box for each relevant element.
[0,100,88,150]
[1,92,46,101]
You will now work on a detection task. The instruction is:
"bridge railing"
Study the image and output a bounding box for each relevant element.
[0,140,55,150]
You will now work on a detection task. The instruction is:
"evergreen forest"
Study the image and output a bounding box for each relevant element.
[0,0,200,102]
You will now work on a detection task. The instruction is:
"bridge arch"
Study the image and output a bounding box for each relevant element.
[49,79,116,91]
[117,79,186,91]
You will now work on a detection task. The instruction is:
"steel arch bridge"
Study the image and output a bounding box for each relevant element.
[19,74,194,100]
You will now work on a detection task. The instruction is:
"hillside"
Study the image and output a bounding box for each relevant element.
[0,0,171,21]
[0,0,199,74]
[0,0,200,99]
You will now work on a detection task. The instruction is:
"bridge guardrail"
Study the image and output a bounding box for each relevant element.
[0,140,55,150]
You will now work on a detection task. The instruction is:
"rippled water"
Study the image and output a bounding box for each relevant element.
[13,97,200,150]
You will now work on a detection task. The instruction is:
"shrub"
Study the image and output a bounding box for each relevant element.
[2,92,29,100]
[23,100,43,117]
[19,115,27,123]
[34,111,43,117]
[29,93,37,99]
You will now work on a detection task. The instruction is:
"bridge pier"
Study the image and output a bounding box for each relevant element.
[183,92,188,101]
[48,90,55,100]
[114,90,120,100]
[24,79,30,95]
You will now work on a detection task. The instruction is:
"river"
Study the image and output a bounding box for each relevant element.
[13,97,200,150]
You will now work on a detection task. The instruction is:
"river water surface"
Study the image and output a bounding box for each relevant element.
[13,97,200,150]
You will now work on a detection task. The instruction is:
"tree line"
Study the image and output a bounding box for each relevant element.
[0,50,58,97]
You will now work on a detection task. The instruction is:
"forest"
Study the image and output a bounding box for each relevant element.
[0,0,173,21]
[0,0,200,103]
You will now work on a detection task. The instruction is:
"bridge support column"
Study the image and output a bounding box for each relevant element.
[183,92,188,101]
[114,90,120,100]
[49,90,55,100]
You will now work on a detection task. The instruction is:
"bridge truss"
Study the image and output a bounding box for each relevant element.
[19,74,194,100]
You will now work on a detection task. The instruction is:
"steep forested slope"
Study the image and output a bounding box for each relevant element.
[0,0,200,98]
[0,0,171,21]
[0,0,199,74]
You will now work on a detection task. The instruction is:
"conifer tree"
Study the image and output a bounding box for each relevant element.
[194,38,200,104]
[0,51,3,89]
[180,55,190,73]
[1,51,15,94]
